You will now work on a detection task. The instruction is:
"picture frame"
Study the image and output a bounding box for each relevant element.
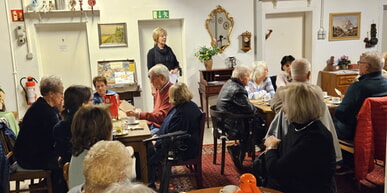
[98,23,128,48]
[329,12,361,41]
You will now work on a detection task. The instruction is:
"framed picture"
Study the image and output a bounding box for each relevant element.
[329,12,361,41]
[98,23,128,48]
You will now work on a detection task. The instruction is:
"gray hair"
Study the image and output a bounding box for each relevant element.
[290,58,311,81]
[281,83,324,124]
[362,52,384,72]
[231,64,250,79]
[250,61,267,80]
[105,183,156,193]
[149,64,170,82]
[39,75,63,96]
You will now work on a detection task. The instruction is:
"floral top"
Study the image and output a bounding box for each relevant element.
[276,71,292,88]
[245,77,275,99]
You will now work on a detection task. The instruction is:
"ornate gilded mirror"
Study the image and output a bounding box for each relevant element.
[206,5,234,53]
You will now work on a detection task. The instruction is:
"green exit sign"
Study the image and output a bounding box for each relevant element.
[152,10,169,19]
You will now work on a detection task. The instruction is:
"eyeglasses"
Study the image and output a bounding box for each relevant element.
[357,61,369,65]
[148,75,160,80]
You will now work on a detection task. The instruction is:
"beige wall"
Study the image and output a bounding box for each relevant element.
[0,0,384,117]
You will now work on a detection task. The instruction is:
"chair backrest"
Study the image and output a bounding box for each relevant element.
[210,105,255,137]
[354,96,387,180]
[193,111,206,160]
[270,75,277,91]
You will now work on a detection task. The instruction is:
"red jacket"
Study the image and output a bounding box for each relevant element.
[354,96,387,180]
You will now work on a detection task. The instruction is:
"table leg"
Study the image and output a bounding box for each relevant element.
[138,143,148,183]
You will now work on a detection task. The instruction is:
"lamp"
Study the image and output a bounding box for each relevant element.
[318,27,326,40]
[317,0,326,40]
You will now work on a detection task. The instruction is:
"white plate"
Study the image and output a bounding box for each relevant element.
[113,130,128,136]
[125,120,139,125]
[324,95,330,98]
[328,101,341,105]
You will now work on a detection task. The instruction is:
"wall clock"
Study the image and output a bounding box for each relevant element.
[241,31,251,52]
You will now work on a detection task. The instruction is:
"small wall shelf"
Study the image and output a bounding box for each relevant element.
[24,10,100,19]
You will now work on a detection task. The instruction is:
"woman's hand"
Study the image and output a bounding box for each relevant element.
[264,135,281,148]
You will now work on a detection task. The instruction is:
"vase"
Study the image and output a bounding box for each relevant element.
[339,65,348,70]
[204,59,213,70]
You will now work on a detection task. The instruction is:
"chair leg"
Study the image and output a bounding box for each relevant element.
[195,163,203,188]
[221,138,226,175]
[213,135,218,164]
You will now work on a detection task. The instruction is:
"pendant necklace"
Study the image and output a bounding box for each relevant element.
[294,120,315,132]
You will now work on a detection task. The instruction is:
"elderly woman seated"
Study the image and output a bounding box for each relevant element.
[246,61,275,99]
[264,83,337,193]
[68,140,135,193]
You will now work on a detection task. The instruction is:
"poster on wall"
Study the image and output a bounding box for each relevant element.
[329,12,361,41]
[97,59,137,85]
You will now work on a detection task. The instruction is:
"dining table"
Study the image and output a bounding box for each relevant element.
[250,99,275,132]
[113,117,151,183]
[187,186,283,193]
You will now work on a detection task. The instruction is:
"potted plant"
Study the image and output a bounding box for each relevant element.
[338,55,351,70]
[195,46,220,70]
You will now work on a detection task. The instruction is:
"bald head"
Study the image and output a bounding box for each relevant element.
[290,58,311,82]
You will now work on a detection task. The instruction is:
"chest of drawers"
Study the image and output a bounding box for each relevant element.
[320,71,358,97]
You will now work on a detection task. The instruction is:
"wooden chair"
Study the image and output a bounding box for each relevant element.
[169,112,206,188]
[0,122,53,193]
[338,97,386,190]
[144,112,206,193]
[210,105,256,174]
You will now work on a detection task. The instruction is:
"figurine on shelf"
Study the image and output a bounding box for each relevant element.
[69,0,76,11]
[235,173,262,193]
[88,0,96,14]
[323,56,337,71]
[79,0,83,12]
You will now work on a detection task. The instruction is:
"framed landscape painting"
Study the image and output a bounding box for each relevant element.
[98,23,128,48]
[329,12,361,41]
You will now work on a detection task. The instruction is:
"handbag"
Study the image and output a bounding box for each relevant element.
[251,152,267,187]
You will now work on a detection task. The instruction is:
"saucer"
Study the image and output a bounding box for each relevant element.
[113,130,128,136]
[125,120,139,125]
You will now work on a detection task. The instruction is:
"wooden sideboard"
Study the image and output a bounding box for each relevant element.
[198,68,233,127]
[320,71,358,97]
[108,85,141,105]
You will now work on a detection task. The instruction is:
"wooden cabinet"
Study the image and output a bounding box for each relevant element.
[320,71,358,97]
[198,68,233,127]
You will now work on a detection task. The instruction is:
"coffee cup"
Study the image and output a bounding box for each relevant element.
[127,116,136,124]
[332,97,341,103]
[322,91,328,97]
[219,185,238,193]
[263,93,271,102]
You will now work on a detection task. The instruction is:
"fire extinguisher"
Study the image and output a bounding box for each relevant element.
[20,76,38,105]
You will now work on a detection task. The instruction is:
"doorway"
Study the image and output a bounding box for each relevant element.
[35,23,91,88]
[264,12,310,78]
[138,19,183,112]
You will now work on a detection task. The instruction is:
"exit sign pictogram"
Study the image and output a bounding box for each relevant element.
[152,10,169,19]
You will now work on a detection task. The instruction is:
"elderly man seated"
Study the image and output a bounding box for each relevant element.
[216,64,265,170]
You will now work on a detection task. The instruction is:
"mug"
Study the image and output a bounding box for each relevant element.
[332,97,341,103]
[322,91,328,97]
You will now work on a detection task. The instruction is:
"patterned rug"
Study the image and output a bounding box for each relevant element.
[167,144,381,193]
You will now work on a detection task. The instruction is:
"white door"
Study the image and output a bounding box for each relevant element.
[35,23,91,89]
[138,19,183,112]
[264,12,305,78]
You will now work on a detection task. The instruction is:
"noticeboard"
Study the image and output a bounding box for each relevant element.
[97,59,137,85]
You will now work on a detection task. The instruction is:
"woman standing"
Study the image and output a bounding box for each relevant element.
[147,27,180,84]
